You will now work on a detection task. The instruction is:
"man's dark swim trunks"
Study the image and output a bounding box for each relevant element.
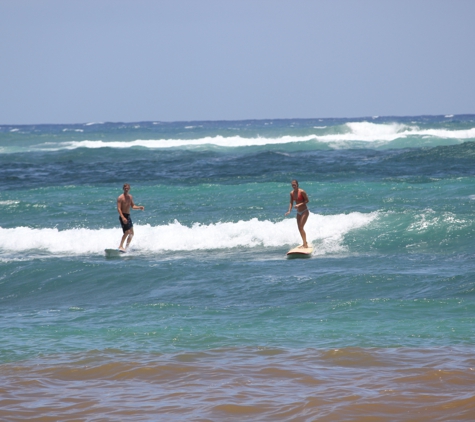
[119,213,133,233]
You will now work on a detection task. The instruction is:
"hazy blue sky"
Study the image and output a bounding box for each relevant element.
[1,0,474,124]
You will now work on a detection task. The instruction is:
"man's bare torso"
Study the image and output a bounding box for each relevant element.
[118,193,133,214]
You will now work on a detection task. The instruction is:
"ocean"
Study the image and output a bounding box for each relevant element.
[1,115,475,420]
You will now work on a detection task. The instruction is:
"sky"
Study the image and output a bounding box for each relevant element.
[1,0,474,124]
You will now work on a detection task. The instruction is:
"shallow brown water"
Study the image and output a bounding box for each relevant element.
[1,347,475,421]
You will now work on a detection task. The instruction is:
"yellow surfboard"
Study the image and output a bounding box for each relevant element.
[286,245,313,258]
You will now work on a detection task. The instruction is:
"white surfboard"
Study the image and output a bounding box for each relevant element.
[286,245,313,258]
[105,248,126,257]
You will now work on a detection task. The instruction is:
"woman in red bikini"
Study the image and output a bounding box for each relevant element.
[285,179,310,248]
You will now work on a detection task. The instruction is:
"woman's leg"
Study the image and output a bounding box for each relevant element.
[297,210,309,248]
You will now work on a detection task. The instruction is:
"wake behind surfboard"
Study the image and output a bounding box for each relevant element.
[286,245,313,258]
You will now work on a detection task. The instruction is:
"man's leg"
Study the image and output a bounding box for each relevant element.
[125,228,134,248]
[119,228,132,251]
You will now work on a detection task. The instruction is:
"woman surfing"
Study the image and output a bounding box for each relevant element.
[285,179,310,248]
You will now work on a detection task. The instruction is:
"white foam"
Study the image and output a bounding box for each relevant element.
[415,128,475,139]
[43,122,475,151]
[407,211,468,233]
[0,200,20,206]
[314,122,475,146]
[57,134,319,150]
[7,121,472,154]
[0,212,377,257]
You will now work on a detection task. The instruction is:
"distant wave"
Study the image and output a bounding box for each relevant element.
[57,135,318,150]
[36,122,475,151]
[324,122,475,142]
[0,212,377,258]
[2,122,475,154]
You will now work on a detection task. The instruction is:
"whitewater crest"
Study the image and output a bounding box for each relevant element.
[6,121,474,153]
[0,212,377,258]
[63,129,475,150]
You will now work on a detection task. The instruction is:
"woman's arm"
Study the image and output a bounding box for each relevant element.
[285,192,293,215]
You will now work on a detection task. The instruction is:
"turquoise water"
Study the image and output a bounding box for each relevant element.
[1,116,475,420]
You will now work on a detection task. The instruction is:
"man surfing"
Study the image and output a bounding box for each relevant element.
[117,183,144,252]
